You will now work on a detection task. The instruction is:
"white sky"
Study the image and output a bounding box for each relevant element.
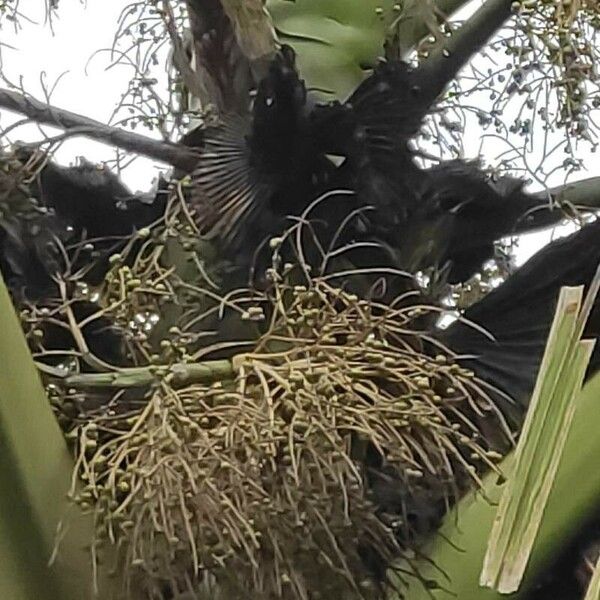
[0,2,166,191]
[0,1,596,264]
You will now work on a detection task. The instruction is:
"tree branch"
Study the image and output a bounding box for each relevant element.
[414,0,514,107]
[435,0,475,18]
[185,0,254,113]
[515,177,600,234]
[397,0,475,57]
[221,0,277,61]
[162,0,212,106]
[0,88,200,172]
[39,359,236,389]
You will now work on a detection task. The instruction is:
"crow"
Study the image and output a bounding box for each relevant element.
[186,45,544,290]
[0,152,167,299]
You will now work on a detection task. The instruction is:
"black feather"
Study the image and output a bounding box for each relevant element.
[34,299,127,368]
[36,159,166,240]
[188,47,545,288]
[440,218,600,414]
[311,59,423,166]
[0,155,167,300]
[415,160,536,282]
[190,45,333,256]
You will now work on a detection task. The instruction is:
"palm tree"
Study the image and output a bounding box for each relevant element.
[1,1,600,598]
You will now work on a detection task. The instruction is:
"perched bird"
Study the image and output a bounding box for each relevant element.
[0,153,167,299]
[33,157,167,240]
[0,154,167,370]
[187,45,543,289]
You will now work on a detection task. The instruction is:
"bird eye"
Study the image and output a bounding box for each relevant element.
[265,97,274,107]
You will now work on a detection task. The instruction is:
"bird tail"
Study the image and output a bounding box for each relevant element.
[439,218,600,416]
[189,114,273,245]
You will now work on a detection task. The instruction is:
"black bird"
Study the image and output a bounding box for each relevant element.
[187,45,544,289]
[189,46,426,244]
[0,153,167,299]
[34,157,167,240]
[0,154,167,370]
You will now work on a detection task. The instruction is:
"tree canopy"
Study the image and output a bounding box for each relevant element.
[1,2,600,600]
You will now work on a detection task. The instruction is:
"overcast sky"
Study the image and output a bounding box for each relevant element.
[0,2,165,191]
[0,1,594,263]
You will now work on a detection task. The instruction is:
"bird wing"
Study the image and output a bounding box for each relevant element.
[190,115,274,245]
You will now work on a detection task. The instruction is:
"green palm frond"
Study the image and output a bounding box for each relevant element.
[266,0,470,99]
[399,284,600,599]
[0,275,104,600]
